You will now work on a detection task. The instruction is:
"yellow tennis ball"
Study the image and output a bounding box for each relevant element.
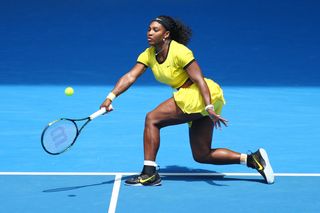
[64,87,74,96]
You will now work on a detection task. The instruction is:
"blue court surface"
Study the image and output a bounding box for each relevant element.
[0,86,320,212]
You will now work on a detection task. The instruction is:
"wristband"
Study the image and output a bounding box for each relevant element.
[205,104,214,111]
[106,92,116,102]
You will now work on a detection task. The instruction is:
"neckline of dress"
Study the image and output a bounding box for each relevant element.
[155,40,172,64]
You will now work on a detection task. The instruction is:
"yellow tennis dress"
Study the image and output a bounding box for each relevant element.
[137,40,225,116]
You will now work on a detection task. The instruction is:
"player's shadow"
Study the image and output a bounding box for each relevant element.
[42,179,115,193]
[157,165,265,186]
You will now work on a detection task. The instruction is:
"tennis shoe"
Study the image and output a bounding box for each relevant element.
[247,148,275,184]
[125,172,161,186]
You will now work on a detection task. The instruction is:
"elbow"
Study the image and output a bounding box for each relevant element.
[192,77,205,86]
[126,73,137,84]
[118,73,136,87]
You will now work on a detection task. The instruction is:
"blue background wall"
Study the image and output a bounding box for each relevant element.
[1,0,319,86]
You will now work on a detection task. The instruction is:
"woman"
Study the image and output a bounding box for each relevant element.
[100,15,274,186]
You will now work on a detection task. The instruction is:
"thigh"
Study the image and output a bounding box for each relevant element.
[189,116,214,154]
[148,97,203,128]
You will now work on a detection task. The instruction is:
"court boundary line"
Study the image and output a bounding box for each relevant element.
[2,172,320,213]
[0,172,320,176]
[108,174,122,213]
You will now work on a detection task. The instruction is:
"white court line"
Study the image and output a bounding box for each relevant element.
[0,172,320,176]
[2,172,320,213]
[108,174,122,213]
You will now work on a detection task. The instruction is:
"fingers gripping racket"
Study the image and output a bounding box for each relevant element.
[41,107,112,155]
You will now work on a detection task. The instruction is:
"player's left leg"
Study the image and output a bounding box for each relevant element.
[247,149,275,184]
[189,116,241,164]
[189,116,274,184]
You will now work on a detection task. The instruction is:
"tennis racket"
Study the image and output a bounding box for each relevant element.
[41,106,112,155]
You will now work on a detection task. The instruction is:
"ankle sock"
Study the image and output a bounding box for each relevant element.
[240,153,247,165]
[142,160,157,175]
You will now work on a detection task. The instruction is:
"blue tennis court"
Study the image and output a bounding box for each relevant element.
[1,0,320,212]
[1,86,320,212]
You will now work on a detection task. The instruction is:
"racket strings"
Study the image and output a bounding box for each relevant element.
[42,120,78,154]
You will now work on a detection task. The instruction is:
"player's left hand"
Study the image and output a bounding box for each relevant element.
[207,109,228,129]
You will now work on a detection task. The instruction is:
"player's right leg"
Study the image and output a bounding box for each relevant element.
[125,97,202,186]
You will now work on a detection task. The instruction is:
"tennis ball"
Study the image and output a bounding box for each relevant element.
[64,87,74,96]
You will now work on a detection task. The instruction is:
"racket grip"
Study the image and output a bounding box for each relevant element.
[89,105,113,120]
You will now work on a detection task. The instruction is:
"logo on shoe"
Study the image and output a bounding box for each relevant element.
[253,156,264,171]
[139,175,155,184]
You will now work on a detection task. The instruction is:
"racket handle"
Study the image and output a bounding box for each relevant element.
[89,105,113,120]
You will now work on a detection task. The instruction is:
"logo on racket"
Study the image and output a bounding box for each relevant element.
[50,127,67,147]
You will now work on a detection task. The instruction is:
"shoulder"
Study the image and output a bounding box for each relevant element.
[137,46,155,67]
[171,40,193,54]
[137,46,154,60]
[170,40,195,67]
[140,46,155,56]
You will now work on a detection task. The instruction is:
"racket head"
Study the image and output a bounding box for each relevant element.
[41,119,79,155]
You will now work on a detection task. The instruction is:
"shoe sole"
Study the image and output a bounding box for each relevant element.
[124,182,162,186]
[259,148,275,184]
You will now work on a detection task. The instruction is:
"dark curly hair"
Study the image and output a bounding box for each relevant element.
[153,15,192,45]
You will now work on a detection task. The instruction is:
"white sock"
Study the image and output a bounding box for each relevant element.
[144,160,157,167]
[240,154,247,165]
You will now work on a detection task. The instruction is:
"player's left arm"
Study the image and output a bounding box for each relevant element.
[185,61,228,128]
[185,61,211,106]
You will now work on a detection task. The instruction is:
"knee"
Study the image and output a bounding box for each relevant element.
[145,111,159,127]
[192,153,208,164]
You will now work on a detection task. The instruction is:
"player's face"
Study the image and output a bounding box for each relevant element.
[147,21,168,46]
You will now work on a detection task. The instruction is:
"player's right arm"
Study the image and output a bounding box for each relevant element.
[100,63,147,110]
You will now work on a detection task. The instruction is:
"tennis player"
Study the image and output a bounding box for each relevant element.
[100,15,274,185]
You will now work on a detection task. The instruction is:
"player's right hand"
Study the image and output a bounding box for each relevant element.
[100,98,113,112]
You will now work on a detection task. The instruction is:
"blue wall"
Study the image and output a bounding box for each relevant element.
[1,0,319,86]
